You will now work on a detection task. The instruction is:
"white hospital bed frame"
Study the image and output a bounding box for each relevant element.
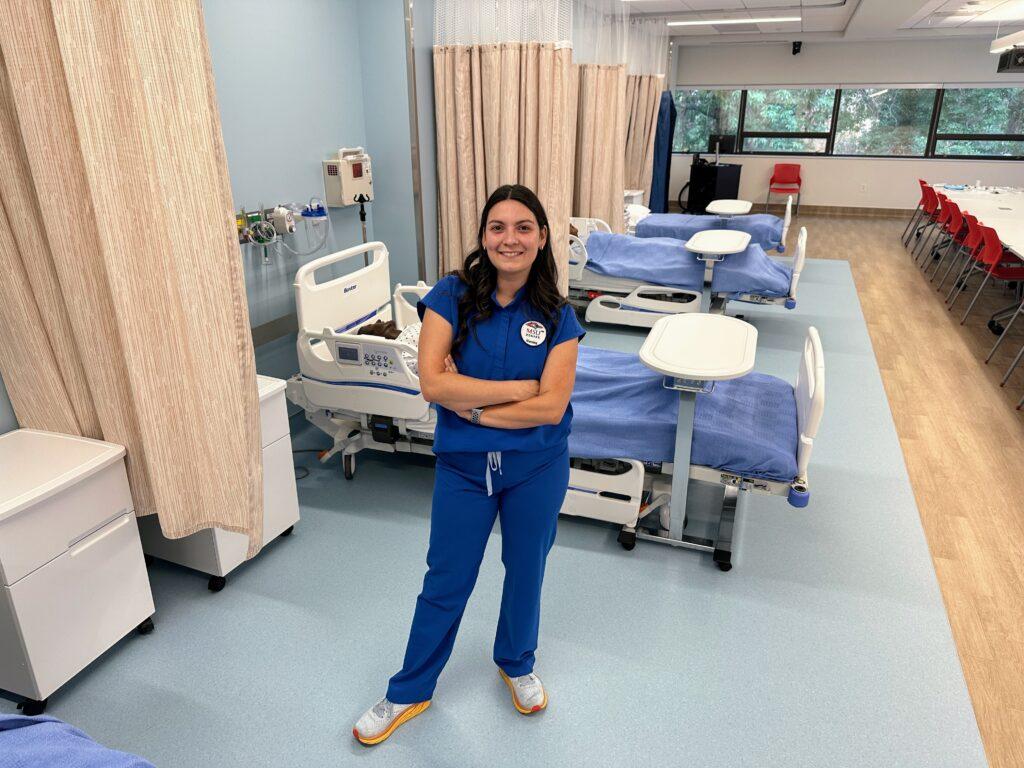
[287,242,825,570]
[567,218,807,329]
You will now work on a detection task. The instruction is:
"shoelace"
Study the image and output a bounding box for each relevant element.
[516,673,539,688]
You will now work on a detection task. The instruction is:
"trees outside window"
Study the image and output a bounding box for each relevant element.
[670,85,1024,159]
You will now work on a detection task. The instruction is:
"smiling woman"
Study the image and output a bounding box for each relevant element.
[352,184,586,746]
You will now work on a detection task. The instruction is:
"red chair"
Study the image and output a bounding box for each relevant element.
[920,199,961,273]
[901,179,928,245]
[951,226,1024,324]
[907,184,939,252]
[913,191,950,260]
[937,212,981,293]
[765,163,802,214]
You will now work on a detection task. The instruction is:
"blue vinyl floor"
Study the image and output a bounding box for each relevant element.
[0,259,988,767]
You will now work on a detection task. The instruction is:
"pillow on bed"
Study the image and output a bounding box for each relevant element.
[395,322,421,374]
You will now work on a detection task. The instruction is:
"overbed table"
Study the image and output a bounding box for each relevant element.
[684,229,752,312]
[638,313,758,568]
[705,198,752,218]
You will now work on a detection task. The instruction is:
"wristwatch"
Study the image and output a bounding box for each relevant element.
[470,407,484,425]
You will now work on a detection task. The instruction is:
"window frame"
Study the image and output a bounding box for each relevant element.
[671,85,1024,161]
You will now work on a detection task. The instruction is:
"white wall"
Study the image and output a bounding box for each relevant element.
[675,38,1024,87]
[672,37,1024,209]
[670,155,1024,210]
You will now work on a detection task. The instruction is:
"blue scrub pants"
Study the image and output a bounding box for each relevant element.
[386,442,570,704]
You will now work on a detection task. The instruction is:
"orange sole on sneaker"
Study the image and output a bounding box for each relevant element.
[352,700,431,746]
[499,669,548,715]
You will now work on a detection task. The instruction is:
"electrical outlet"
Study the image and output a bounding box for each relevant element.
[859,183,868,193]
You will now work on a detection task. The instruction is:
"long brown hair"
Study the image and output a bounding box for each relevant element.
[451,184,565,353]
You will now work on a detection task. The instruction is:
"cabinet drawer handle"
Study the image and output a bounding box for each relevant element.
[70,515,130,557]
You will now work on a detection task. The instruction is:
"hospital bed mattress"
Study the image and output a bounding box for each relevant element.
[570,346,799,482]
[636,212,785,251]
[584,232,792,299]
[0,714,154,767]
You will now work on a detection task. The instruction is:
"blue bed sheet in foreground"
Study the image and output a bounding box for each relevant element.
[584,232,792,299]
[0,715,154,768]
[569,346,799,482]
[636,212,786,252]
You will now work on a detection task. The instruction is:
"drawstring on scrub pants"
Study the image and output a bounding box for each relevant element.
[486,451,503,496]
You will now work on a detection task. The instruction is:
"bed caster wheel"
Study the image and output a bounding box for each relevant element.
[208,576,227,593]
[17,698,47,716]
[343,454,355,481]
[988,320,1004,335]
[716,560,732,572]
[137,617,155,635]
[617,530,636,551]
[280,525,294,537]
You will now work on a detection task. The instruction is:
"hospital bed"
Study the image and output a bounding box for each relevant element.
[567,221,807,328]
[632,195,793,253]
[286,242,825,569]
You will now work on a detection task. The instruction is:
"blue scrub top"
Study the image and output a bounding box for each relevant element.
[417,273,585,454]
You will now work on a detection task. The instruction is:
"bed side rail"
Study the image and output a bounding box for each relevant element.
[780,195,793,251]
[795,326,825,480]
[569,216,612,244]
[294,242,391,338]
[568,234,588,281]
[789,227,808,301]
[393,282,432,329]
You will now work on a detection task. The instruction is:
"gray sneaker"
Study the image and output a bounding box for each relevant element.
[499,669,548,714]
[353,697,431,746]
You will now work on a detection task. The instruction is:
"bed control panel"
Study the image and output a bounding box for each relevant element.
[334,341,399,377]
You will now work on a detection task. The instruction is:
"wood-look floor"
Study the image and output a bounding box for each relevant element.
[800,213,1024,768]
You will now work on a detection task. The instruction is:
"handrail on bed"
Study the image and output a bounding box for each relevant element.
[795,326,825,481]
[570,216,613,244]
[789,227,808,301]
[780,195,793,251]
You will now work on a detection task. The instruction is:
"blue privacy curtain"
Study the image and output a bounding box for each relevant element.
[649,91,677,214]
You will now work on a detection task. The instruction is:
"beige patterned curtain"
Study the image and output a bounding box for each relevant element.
[0,1,264,556]
[572,63,626,233]
[624,74,664,208]
[434,42,575,293]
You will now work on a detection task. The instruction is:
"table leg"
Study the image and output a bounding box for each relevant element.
[700,259,715,313]
[668,390,697,541]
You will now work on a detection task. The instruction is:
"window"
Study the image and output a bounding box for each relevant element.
[672,89,741,153]
[741,88,836,154]
[933,88,1024,158]
[833,88,934,156]
[669,85,1024,159]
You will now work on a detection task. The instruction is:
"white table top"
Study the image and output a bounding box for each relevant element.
[685,229,751,256]
[932,184,1024,255]
[640,313,757,381]
[706,199,752,216]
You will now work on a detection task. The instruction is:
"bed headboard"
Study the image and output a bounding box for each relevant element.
[795,325,825,479]
[294,242,391,337]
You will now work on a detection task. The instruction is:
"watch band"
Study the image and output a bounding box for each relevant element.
[470,407,483,425]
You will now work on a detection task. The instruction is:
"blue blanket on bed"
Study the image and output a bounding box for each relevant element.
[569,346,799,482]
[0,715,153,768]
[583,232,792,299]
[636,213,785,252]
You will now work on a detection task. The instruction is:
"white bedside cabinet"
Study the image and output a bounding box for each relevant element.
[138,375,300,591]
[0,430,155,716]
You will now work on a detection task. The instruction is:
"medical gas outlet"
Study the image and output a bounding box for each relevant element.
[323,147,373,207]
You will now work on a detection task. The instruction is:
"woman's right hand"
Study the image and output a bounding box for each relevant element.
[511,380,541,402]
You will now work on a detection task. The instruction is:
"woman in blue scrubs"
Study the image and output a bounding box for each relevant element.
[354,185,584,746]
